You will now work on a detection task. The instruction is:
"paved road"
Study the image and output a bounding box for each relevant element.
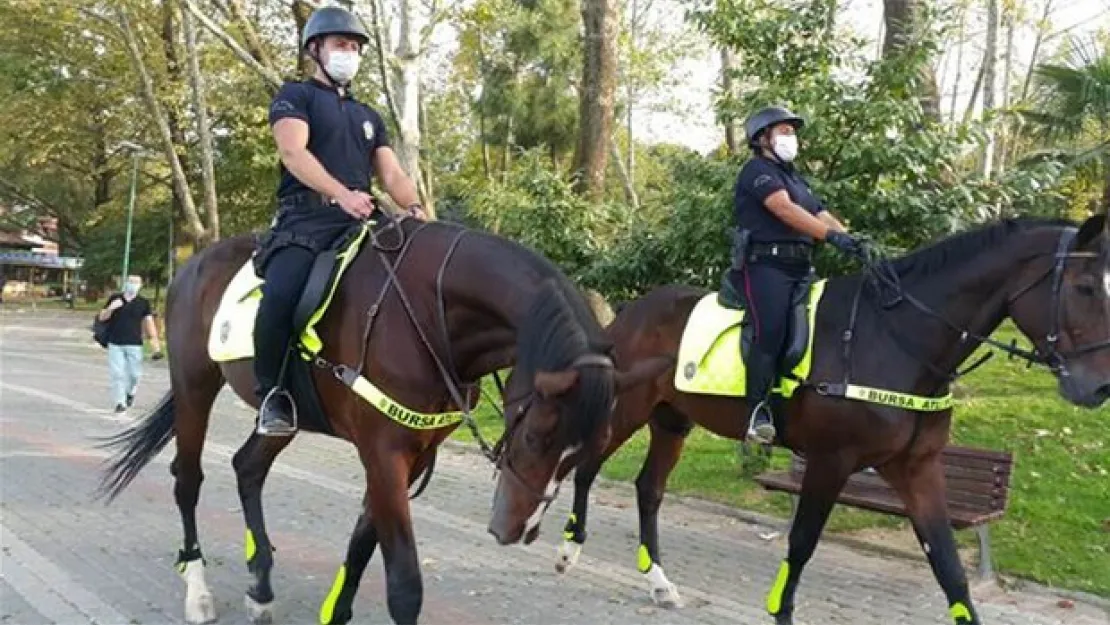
[1,309,1106,625]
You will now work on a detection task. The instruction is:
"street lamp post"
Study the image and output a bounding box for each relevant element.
[121,151,140,286]
[117,141,150,289]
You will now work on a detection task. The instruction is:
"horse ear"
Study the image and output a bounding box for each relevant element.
[614,356,674,393]
[1076,213,1107,248]
[534,369,580,399]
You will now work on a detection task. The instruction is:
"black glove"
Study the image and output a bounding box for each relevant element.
[825,230,863,256]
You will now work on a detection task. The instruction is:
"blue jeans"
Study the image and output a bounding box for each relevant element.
[107,344,143,406]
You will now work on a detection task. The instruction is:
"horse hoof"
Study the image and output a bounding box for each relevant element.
[650,583,683,609]
[184,592,217,624]
[555,540,581,574]
[244,594,273,625]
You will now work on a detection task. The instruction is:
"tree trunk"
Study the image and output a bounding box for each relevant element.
[573,0,619,200]
[224,0,275,71]
[609,136,639,208]
[161,2,191,240]
[721,47,741,154]
[182,0,282,89]
[479,110,491,180]
[948,5,968,121]
[963,59,986,124]
[1019,0,1054,102]
[181,0,220,241]
[625,0,638,184]
[392,0,425,194]
[996,6,1015,174]
[882,0,940,121]
[292,1,315,78]
[981,0,999,180]
[118,8,207,244]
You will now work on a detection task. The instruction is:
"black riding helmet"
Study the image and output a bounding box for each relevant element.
[744,106,805,150]
[301,6,370,51]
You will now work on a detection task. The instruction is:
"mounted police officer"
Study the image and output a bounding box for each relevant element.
[730,106,863,444]
[254,5,426,437]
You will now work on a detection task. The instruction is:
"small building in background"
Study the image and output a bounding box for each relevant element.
[0,212,84,301]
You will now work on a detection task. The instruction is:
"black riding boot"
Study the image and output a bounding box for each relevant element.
[252,245,315,437]
[253,308,297,437]
[745,348,778,444]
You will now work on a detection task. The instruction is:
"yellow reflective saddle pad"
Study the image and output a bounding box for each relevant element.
[207,225,369,363]
[674,280,826,398]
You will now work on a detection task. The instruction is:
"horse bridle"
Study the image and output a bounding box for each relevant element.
[862,227,1110,380]
[1004,228,1110,377]
[489,353,615,505]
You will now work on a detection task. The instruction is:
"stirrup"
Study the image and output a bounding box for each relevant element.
[257,388,297,437]
[746,401,776,444]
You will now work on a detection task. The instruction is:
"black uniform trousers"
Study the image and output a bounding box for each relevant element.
[728,258,812,402]
[252,196,358,398]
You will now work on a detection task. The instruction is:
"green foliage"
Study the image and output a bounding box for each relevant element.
[456,0,581,158]
[463,150,625,280]
[81,203,171,289]
[585,150,735,300]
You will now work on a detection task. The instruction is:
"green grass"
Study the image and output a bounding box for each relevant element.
[451,325,1110,596]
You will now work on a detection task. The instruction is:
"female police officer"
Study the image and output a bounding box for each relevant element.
[253,5,426,436]
[732,106,863,444]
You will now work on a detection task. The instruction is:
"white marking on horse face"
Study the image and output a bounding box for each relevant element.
[523,444,582,533]
[1102,269,1110,298]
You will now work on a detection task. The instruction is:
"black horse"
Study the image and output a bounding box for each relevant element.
[551,216,1110,624]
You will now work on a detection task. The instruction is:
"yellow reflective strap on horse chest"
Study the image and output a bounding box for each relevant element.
[348,374,464,430]
[244,528,257,563]
[766,560,790,614]
[319,564,347,625]
[843,384,954,411]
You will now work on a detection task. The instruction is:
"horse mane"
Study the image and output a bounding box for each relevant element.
[887,217,1074,281]
[515,277,614,445]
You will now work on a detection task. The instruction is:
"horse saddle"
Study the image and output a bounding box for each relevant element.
[674,277,826,398]
[207,222,371,363]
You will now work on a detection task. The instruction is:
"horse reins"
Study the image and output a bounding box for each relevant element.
[853,227,1110,384]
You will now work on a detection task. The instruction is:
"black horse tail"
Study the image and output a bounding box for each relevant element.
[96,391,177,502]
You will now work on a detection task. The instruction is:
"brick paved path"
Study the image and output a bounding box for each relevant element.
[1,310,1106,624]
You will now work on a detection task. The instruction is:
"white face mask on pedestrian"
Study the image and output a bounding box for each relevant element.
[325,50,361,84]
[123,282,140,298]
[772,134,798,162]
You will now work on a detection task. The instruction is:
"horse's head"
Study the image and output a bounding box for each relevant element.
[1009,214,1110,407]
[487,350,671,546]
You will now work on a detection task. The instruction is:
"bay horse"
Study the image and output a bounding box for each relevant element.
[96,218,664,625]
[551,216,1110,624]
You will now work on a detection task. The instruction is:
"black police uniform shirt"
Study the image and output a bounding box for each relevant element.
[268,79,391,201]
[733,155,824,245]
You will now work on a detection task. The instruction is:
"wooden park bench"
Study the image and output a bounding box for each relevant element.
[754,445,1014,580]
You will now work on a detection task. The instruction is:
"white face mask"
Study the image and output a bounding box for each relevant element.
[772,134,798,162]
[325,50,360,84]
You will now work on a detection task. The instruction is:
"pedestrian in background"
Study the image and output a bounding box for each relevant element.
[97,275,163,413]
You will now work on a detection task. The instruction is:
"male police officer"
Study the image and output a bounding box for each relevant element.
[254,5,425,436]
[730,106,863,444]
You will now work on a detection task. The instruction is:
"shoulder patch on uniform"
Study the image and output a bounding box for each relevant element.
[271,99,296,113]
[363,120,374,141]
[753,173,774,188]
